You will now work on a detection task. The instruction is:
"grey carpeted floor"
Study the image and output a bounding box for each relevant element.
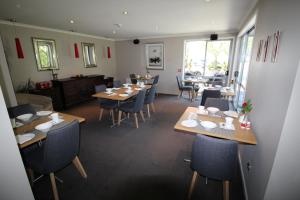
[31,94,245,200]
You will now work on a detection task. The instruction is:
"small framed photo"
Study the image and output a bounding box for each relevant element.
[145,43,164,70]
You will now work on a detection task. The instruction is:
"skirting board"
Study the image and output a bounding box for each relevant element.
[238,150,249,200]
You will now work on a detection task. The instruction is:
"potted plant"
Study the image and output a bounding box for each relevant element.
[239,99,253,126]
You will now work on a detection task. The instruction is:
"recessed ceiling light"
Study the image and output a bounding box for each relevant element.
[112,30,116,34]
[205,0,211,2]
[16,4,21,8]
[122,11,128,15]
[70,20,74,24]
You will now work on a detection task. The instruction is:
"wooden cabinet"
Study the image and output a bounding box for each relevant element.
[52,75,105,109]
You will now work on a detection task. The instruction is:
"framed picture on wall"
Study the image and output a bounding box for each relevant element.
[145,43,164,70]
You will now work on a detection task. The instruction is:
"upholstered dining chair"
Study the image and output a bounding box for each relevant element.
[129,74,137,84]
[146,75,159,86]
[24,120,87,200]
[7,104,36,118]
[200,89,221,106]
[95,85,118,125]
[204,98,229,111]
[113,80,122,88]
[188,134,238,200]
[176,76,193,100]
[118,89,146,128]
[144,85,157,118]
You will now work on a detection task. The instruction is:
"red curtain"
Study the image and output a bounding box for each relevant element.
[15,38,24,59]
[74,43,79,58]
[107,47,111,59]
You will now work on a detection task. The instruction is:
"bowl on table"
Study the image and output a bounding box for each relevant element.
[16,113,33,122]
[35,121,53,133]
[207,107,220,115]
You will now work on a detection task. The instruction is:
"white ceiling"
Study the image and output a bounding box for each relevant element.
[0,0,256,40]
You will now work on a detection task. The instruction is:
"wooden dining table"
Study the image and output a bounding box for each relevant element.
[14,112,85,149]
[174,107,257,145]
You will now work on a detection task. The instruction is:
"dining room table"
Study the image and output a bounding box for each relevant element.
[14,112,85,149]
[174,107,257,145]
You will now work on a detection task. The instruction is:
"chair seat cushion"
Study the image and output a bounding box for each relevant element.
[119,102,135,113]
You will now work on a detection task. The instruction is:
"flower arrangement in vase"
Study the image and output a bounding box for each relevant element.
[240,99,253,129]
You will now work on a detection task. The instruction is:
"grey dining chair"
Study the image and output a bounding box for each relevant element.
[146,75,159,86]
[188,134,238,200]
[118,89,146,128]
[113,80,122,88]
[144,85,157,118]
[176,76,193,100]
[8,104,36,118]
[129,74,137,84]
[95,84,118,125]
[200,89,221,106]
[204,98,229,111]
[24,120,87,200]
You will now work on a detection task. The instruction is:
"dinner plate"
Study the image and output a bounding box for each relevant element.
[15,133,35,144]
[181,120,198,128]
[200,121,217,129]
[36,111,52,116]
[119,94,129,97]
[224,111,238,118]
[197,110,208,115]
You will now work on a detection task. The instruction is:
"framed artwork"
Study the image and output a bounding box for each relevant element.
[271,31,280,63]
[256,40,263,61]
[145,43,164,70]
[263,36,271,62]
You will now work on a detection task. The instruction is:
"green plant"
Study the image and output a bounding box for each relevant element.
[241,99,253,114]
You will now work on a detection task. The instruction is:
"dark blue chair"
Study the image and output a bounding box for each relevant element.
[176,76,193,100]
[24,121,87,200]
[129,74,137,84]
[7,104,36,118]
[204,98,229,111]
[200,89,221,106]
[144,85,157,118]
[118,90,146,128]
[188,134,238,200]
[113,80,122,88]
[146,75,159,86]
[95,85,118,124]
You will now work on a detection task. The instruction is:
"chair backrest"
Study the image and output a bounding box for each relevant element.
[176,76,183,89]
[200,89,221,106]
[130,74,137,84]
[191,134,238,181]
[204,98,229,111]
[132,89,146,112]
[153,75,159,85]
[144,85,157,104]
[7,104,36,118]
[42,120,80,173]
[95,84,107,93]
[113,80,122,88]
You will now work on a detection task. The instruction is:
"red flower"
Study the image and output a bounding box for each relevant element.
[242,102,247,107]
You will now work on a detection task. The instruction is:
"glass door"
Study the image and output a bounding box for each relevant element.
[234,27,255,111]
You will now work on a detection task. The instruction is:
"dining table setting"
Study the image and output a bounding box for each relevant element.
[174,106,257,145]
[12,111,85,149]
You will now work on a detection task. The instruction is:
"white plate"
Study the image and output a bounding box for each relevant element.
[105,91,113,94]
[112,88,120,90]
[15,121,24,128]
[119,94,129,97]
[181,120,198,128]
[200,121,217,129]
[37,111,52,116]
[197,110,208,115]
[224,111,238,118]
[15,133,35,144]
[17,113,33,122]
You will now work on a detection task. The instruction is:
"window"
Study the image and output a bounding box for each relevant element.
[33,38,58,71]
[184,39,232,76]
[234,27,255,110]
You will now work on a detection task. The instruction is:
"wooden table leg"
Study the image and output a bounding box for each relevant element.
[72,156,87,178]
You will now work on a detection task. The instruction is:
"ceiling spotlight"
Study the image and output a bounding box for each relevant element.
[112,30,116,34]
[122,11,128,15]
[205,0,211,2]
[70,20,74,24]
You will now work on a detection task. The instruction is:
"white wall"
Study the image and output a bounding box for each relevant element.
[0,23,117,90]
[115,33,236,95]
[238,0,300,199]
[0,87,34,200]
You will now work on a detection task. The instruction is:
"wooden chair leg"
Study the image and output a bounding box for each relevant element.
[134,113,139,128]
[72,156,87,178]
[147,104,151,118]
[151,103,156,112]
[111,109,115,125]
[223,180,229,200]
[26,168,34,186]
[140,110,145,122]
[188,171,198,200]
[99,108,104,121]
[118,111,122,126]
[50,173,60,200]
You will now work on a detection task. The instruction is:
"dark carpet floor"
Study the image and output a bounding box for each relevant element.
[31,94,245,200]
